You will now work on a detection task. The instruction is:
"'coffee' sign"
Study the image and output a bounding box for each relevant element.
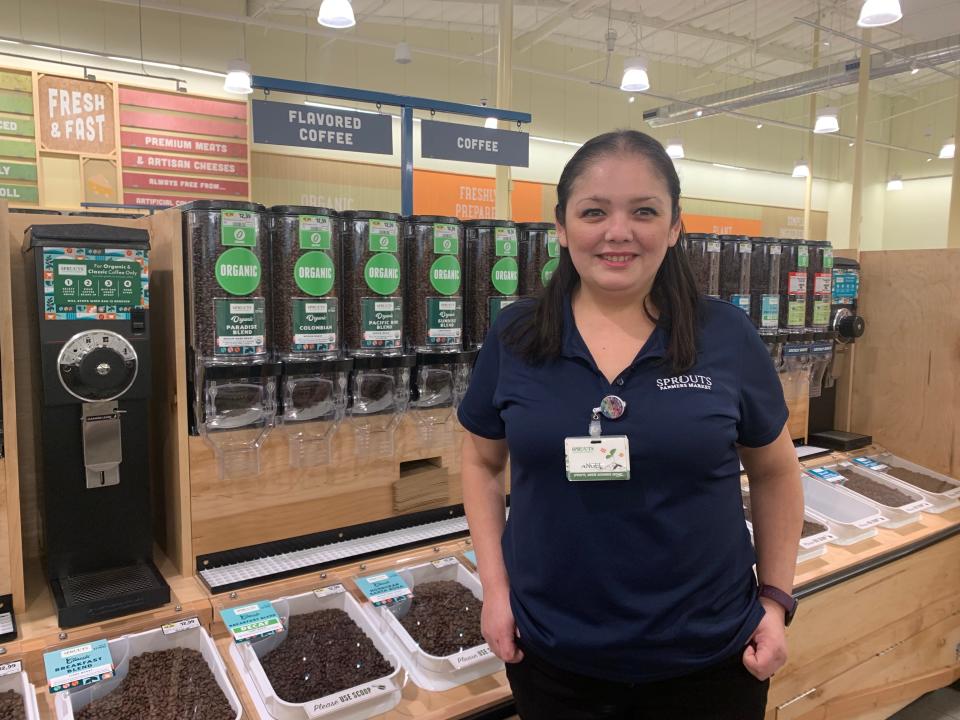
[421,119,529,167]
[252,100,393,155]
[38,75,116,155]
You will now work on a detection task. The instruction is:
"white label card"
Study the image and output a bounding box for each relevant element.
[854,515,887,529]
[565,436,630,481]
[314,584,346,599]
[307,681,394,718]
[161,617,201,635]
[0,661,22,677]
[431,556,460,569]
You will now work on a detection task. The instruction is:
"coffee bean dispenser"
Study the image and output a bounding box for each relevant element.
[464,220,519,349]
[719,234,752,314]
[182,201,278,479]
[518,222,559,297]
[348,355,416,457]
[410,350,478,444]
[780,239,809,336]
[749,237,782,336]
[280,358,352,468]
[685,233,721,298]
[26,224,169,627]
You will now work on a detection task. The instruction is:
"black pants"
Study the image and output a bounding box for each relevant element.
[505,644,769,720]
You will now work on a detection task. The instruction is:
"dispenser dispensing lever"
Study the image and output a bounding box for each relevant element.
[81,401,124,489]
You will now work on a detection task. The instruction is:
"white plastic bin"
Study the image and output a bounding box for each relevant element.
[360,560,503,692]
[0,670,40,720]
[742,487,835,563]
[53,624,242,720]
[235,586,403,720]
[801,474,886,545]
[848,453,960,514]
[828,461,931,528]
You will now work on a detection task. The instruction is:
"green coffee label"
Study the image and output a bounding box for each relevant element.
[547,230,559,258]
[215,248,261,295]
[433,225,459,255]
[489,297,517,326]
[368,219,398,253]
[221,210,258,247]
[823,248,834,269]
[798,246,809,268]
[430,255,461,295]
[812,299,831,327]
[294,251,335,296]
[427,298,462,345]
[364,253,401,295]
[215,298,265,355]
[491,257,519,295]
[361,298,402,349]
[292,298,337,352]
[541,258,559,287]
[787,299,805,327]
[298,215,332,250]
[495,227,517,257]
[761,295,780,328]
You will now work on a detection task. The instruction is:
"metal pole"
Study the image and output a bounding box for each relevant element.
[847,29,871,251]
[803,25,820,239]
[496,0,514,219]
[401,106,414,216]
[947,74,960,248]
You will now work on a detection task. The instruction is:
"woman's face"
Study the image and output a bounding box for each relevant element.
[557,153,680,300]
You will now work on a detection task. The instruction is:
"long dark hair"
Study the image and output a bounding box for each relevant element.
[502,129,700,372]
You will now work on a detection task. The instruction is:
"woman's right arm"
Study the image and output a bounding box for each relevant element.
[461,430,523,663]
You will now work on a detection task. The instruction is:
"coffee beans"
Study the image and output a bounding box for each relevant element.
[399,580,484,657]
[806,241,834,331]
[801,519,827,538]
[464,220,519,348]
[260,609,393,704]
[685,233,721,297]
[182,200,270,363]
[75,647,234,720]
[749,237,782,333]
[884,465,958,494]
[270,206,340,360]
[341,211,404,355]
[837,468,917,507]
[719,235,751,314]
[403,216,464,353]
[518,222,558,297]
[0,689,24,720]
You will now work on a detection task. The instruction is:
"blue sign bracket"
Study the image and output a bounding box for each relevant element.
[250,75,532,215]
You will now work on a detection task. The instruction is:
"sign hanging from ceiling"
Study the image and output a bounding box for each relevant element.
[251,99,393,155]
[420,119,529,167]
[37,75,116,155]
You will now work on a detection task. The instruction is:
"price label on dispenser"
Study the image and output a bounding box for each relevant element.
[355,570,412,608]
[44,639,114,693]
[806,467,844,483]
[220,601,283,643]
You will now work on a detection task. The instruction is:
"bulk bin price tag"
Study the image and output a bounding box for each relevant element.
[314,584,347,599]
[0,660,22,677]
[431,556,460,569]
[161,617,201,635]
[220,600,284,643]
[44,639,114,693]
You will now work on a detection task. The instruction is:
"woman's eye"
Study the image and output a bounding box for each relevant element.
[581,208,604,217]
[635,207,657,216]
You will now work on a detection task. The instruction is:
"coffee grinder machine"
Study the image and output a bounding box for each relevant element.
[27,224,169,627]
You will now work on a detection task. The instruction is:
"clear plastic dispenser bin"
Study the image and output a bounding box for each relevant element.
[280,358,352,468]
[780,340,811,413]
[360,560,503,692]
[807,335,834,398]
[800,473,886,545]
[847,452,960,513]
[410,350,478,444]
[0,668,40,720]
[348,354,415,457]
[194,362,279,479]
[54,625,242,720]
[233,588,404,720]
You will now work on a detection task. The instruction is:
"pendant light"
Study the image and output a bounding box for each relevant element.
[886,174,903,191]
[620,57,650,92]
[813,107,839,134]
[318,0,356,29]
[792,159,810,178]
[665,139,684,159]
[857,0,902,27]
[223,59,252,94]
[939,137,956,159]
[394,41,412,64]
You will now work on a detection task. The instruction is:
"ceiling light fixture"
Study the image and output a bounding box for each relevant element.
[857,0,902,28]
[394,41,411,64]
[756,123,763,129]
[910,62,919,75]
[665,139,684,159]
[629,96,636,103]
[695,109,703,117]
[886,174,903,191]
[318,0,356,29]
[620,57,650,92]
[792,159,810,178]
[713,163,746,171]
[223,59,252,94]
[484,117,498,129]
[939,137,955,159]
[814,107,839,134]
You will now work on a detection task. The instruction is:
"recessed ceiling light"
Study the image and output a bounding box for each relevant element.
[695,110,703,117]
[756,123,763,129]
[628,96,636,103]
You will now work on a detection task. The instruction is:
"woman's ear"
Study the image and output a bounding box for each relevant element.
[668,209,682,248]
[555,206,567,247]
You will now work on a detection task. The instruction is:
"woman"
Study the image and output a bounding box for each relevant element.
[458,130,804,719]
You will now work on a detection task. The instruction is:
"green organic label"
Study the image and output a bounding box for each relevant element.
[215,248,261,295]
[547,230,559,258]
[368,219,398,252]
[787,299,805,327]
[761,295,779,328]
[813,299,831,326]
[823,249,834,270]
[541,258,559,287]
[0,183,37,202]
[215,298,265,355]
[361,298,402,349]
[430,255,461,295]
[491,257,519,295]
[364,253,401,295]
[427,297,462,345]
[221,210,257,247]
[798,245,809,268]
[292,298,337,352]
[298,215,332,250]
[732,294,751,314]
[0,161,36,181]
[53,257,142,308]
[433,224,459,254]
[495,227,517,257]
[489,297,517,326]
[294,251,335,296]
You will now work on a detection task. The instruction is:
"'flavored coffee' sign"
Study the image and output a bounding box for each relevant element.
[420,119,529,167]
[252,99,393,155]
[38,75,116,155]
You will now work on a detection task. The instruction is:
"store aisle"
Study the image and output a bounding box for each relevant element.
[889,684,960,720]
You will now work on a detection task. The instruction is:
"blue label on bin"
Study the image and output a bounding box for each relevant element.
[220,600,283,642]
[852,456,884,470]
[731,295,751,314]
[806,467,844,483]
[44,639,114,693]
[464,550,477,567]
[355,570,413,607]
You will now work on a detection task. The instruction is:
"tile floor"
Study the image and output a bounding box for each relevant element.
[889,684,960,720]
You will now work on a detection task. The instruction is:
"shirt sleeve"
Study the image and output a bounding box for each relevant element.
[457,320,506,440]
[736,312,789,448]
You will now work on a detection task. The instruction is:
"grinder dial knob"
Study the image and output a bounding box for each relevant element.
[57,330,138,402]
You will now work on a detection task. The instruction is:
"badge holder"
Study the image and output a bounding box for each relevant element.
[565,395,631,482]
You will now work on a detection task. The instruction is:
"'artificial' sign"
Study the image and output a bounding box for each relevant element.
[420,119,529,167]
[252,100,393,155]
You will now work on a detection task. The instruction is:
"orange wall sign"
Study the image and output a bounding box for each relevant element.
[413,169,546,222]
[682,214,762,236]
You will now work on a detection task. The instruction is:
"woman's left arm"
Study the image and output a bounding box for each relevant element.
[738,425,804,680]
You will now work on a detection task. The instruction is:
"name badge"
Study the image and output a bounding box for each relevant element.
[565,436,630,481]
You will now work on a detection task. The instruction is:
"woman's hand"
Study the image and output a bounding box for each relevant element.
[482,586,524,663]
[742,598,788,680]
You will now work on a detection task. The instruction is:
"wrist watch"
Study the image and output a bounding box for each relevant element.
[757,584,798,626]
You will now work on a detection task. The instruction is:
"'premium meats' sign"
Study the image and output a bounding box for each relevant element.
[38,75,116,155]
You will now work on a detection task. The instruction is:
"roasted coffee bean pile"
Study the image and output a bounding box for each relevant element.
[260,609,392,704]
[0,689,24,720]
[75,648,234,720]
[838,469,917,507]
[884,465,957,494]
[801,519,827,537]
[400,580,484,657]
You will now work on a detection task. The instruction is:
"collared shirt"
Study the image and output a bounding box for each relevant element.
[457,295,788,683]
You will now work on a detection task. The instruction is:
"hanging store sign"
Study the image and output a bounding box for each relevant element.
[420,119,529,167]
[38,75,116,155]
[252,99,393,155]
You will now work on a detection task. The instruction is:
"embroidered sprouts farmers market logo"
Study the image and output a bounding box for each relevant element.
[657,374,713,391]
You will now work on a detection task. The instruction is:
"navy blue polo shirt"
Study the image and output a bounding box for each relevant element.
[457,295,788,683]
